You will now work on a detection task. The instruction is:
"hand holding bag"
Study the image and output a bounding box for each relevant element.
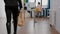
[17,8,25,27]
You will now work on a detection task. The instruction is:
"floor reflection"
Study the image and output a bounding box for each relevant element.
[17,18,51,34]
[0,17,58,34]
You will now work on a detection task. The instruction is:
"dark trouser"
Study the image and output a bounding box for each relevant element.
[35,12,41,17]
[27,11,32,18]
[5,6,19,34]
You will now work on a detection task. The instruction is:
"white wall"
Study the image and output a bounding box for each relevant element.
[55,9,60,33]
[50,0,59,25]
[0,0,6,18]
[50,0,56,26]
[50,0,60,33]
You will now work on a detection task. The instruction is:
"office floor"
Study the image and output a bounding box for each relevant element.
[17,17,59,34]
[51,26,60,34]
[0,17,59,34]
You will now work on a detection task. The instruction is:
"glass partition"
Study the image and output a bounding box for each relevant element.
[42,0,48,8]
[28,0,35,2]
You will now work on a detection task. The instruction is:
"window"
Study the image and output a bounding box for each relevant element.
[42,0,48,8]
[36,0,50,8]
[28,0,35,2]
[26,0,50,8]
[36,0,41,6]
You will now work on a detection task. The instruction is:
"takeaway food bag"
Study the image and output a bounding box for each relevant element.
[17,8,24,27]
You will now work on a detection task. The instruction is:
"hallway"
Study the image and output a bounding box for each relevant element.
[34,18,51,34]
[0,17,59,34]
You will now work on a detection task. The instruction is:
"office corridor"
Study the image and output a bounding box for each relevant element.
[0,17,59,34]
[34,18,51,34]
[17,17,57,34]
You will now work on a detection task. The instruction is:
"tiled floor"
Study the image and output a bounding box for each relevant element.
[0,17,59,34]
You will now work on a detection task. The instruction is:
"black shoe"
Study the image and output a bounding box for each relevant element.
[14,32,16,34]
[6,22,11,34]
[50,24,52,27]
[35,16,38,18]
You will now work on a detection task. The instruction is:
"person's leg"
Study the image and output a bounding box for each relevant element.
[39,12,41,17]
[34,12,37,18]
[5,6,11,34]
[37,13,39,17]
[12,6,18,34]
[27,11,32,18]
[30,11,32,18]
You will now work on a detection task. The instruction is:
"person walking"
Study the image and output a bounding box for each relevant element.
[4,0,22,34]
[35,2,42,17]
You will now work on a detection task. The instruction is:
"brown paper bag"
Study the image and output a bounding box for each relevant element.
[17,9,24,27]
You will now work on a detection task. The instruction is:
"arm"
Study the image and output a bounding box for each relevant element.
[18,0,22,10]
[40,5,42,11]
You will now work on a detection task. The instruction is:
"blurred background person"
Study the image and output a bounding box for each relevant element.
[35,2,42,17]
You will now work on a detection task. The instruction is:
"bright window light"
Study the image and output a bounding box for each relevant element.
[28,0,35,2]
[36,0,41,6]
[42,0,48,5]
[42,0,48,8]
